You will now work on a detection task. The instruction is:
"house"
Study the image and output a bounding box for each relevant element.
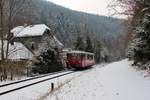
[0,40,33,60]
[10,24,64,56]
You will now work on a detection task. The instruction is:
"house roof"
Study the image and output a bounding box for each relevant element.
[53,36,64,47]
[11,24,64,50]
[11,24,50,37]
[0,40,33,60]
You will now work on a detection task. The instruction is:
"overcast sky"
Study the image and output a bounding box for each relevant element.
[47,0,113,16]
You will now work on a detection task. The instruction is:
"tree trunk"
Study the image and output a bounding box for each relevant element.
[0,3,4,61]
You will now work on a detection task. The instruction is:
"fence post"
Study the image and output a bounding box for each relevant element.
[51,83,54,91]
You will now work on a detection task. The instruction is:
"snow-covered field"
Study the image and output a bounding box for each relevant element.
[1,59,150,100]
[46,59,150,100]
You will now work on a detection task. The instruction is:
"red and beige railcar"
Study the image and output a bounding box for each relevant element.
[66,50,95,69]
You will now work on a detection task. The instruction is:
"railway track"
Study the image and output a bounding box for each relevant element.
[0,70,75,96]
[0,70,67,88]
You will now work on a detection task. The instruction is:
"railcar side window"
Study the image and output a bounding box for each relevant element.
[74,53,81,60]
[87,54,93,60]
[67,52,94,60]
[67,53,73,58]
[77,53,81,59]
[67,53,81,60]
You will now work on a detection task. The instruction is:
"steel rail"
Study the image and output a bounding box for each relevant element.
[0,71,74,96]
[0,70,66,88]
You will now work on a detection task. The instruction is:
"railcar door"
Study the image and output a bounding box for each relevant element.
[81,53,86,67]
[86,54,94,66]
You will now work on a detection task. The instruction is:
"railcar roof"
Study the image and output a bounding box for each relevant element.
[67,50,94,55]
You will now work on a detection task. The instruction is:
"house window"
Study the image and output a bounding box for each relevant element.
[10,40,14,45]
[8,33,14,45]
[31,42,35,50]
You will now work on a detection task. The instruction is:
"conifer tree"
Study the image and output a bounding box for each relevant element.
[32,48,63,74]
[85,36,93,53]
[74,35,85,51]
[127,0,150,68]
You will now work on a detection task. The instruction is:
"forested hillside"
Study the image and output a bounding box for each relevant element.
[5,0,127,61]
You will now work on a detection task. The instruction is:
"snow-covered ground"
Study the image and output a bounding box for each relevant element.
[46,59,150,100]
[1,60,150,100]
[0,68,93,100]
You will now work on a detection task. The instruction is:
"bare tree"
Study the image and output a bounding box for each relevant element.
[108,0,136,17]
[0,0,31,81]
[5,0,30,59]
[0,0,5,61]
[108,0,141,53]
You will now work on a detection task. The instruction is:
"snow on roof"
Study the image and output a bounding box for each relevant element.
[11,24,50,37]
[53,36,64,47]
[10,26,24,35]
[0,40,33,60]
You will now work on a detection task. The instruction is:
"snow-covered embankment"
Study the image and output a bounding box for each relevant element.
[47,59,150,100]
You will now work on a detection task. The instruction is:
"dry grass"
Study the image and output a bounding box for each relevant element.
[37,78,73,100]
[0,60,30,81]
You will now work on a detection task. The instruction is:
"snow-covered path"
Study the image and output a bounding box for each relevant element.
[47,59,150,100]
